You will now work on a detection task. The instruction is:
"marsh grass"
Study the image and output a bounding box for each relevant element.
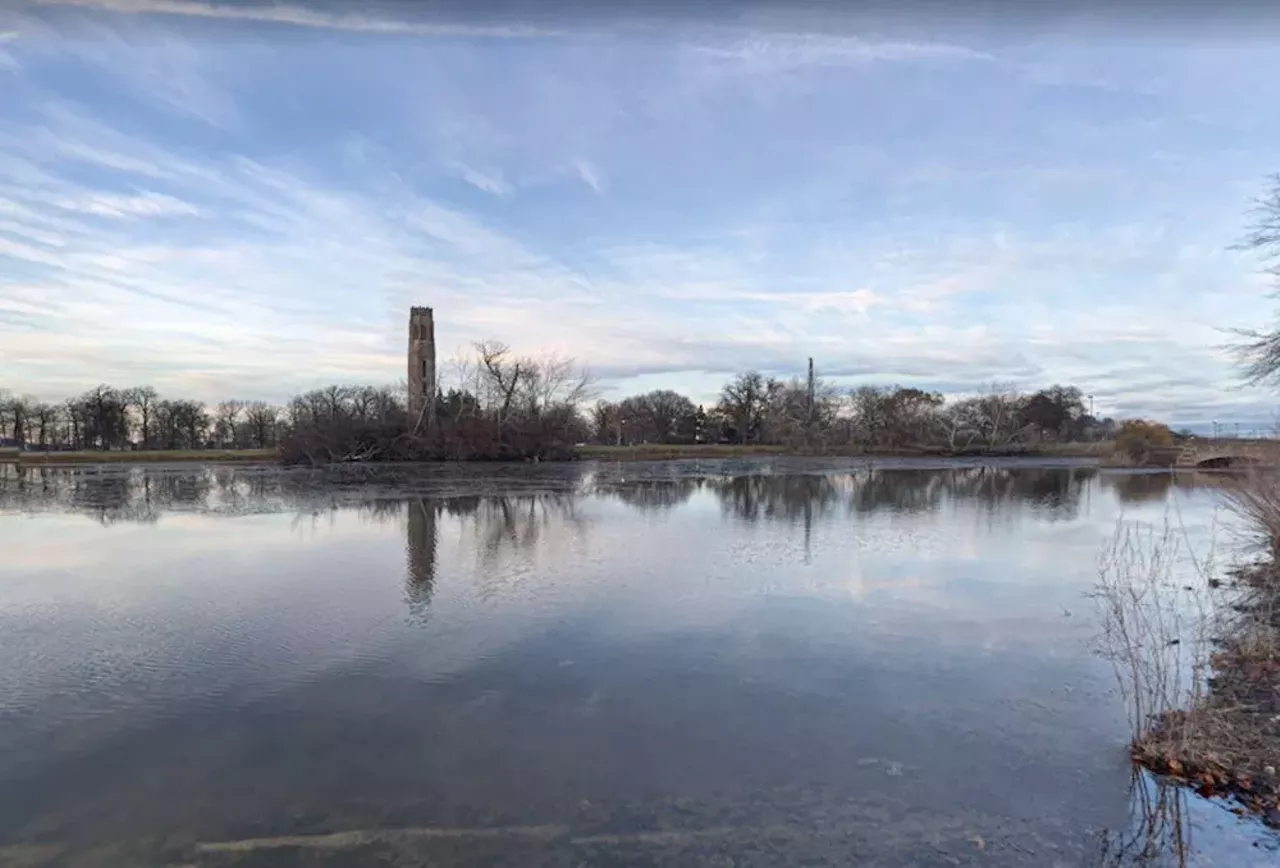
[1094,471,1280,825]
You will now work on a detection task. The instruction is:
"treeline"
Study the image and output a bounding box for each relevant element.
[0,386,284,451]
[0,340,594,463]
[2,350,1163,464]
[593,376,1124,451]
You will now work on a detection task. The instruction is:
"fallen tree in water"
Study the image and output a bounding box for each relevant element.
[1094,472,1280,827]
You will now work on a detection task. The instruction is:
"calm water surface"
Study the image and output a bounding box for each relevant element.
[0,459,1274,867]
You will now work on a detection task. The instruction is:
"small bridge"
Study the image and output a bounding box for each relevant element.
[1174,438,1280,469]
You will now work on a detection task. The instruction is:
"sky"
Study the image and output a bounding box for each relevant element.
[1,1,1280,428]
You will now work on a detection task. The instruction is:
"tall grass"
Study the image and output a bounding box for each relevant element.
[1091,515,1215,745]
[1093,470,1280,824]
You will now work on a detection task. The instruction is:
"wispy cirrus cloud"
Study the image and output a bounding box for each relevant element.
[451,163,513,197]
[693,34,994,71]
[573,160,604,194]
[52,191,199,218]
[25,0,566,37]
[0,27,18,70]
[1,1,1278,428]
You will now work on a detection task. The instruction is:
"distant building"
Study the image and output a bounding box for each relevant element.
[407,307,437,431]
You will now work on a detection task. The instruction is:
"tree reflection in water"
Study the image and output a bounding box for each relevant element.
[0,462,1175,531]
[702,466,1100,525]
[595,478,704,512]
[4,460,1271,865]
[2,462,1227,634]
[1092,768,1189,868]
[1102,472,1176,505]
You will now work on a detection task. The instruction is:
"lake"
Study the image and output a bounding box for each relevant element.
[0,459,1275,867]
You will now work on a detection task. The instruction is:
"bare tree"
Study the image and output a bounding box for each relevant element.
[152,399,209,449]
[612,390,697,444]
[78,385,128,450]
[718,371,770,443]
[592,400,622,445]
[242,402,281,449]
[970,383,1028,448]
[31,402,60,448]
[938,398,983,451]
[524,352,595,415]
[1230,175,1280,386]
[124,386,158,448]
[214,400,246,448]
[845,386,943,450]
[476,340,526,424]
[0,392,34,446]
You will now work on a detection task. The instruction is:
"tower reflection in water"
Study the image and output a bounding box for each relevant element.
[405,498,437,620]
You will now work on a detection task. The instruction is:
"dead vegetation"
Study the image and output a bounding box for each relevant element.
[1093,470,1280,826]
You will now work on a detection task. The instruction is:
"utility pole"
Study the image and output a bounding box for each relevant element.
[806,357,816,438]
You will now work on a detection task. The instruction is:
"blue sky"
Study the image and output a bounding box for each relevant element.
[1,1,1279,427]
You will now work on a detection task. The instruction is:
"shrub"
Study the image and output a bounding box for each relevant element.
[1116,419,1175,464]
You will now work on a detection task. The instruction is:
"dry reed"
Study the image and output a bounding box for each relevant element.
[1093,471,1280,825]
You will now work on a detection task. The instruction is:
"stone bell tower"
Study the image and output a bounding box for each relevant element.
[407,306,436,431]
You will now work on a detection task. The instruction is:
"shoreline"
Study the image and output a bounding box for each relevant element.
[1132,561,1280,827]
[1,443,1117,468]
[5,449,277,467]
[1098,474,1280,829]
[573,442,1114,462]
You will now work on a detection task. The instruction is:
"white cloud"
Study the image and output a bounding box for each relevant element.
[693,34,995,72]
[574,160,604,194]
[0,225,63,252]
[52,191,199,218]
[451,163,513,197]
[1,11,1277,427]
[28,0,564,38]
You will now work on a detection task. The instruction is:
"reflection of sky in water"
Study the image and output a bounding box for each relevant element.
[0,462,1273,865]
